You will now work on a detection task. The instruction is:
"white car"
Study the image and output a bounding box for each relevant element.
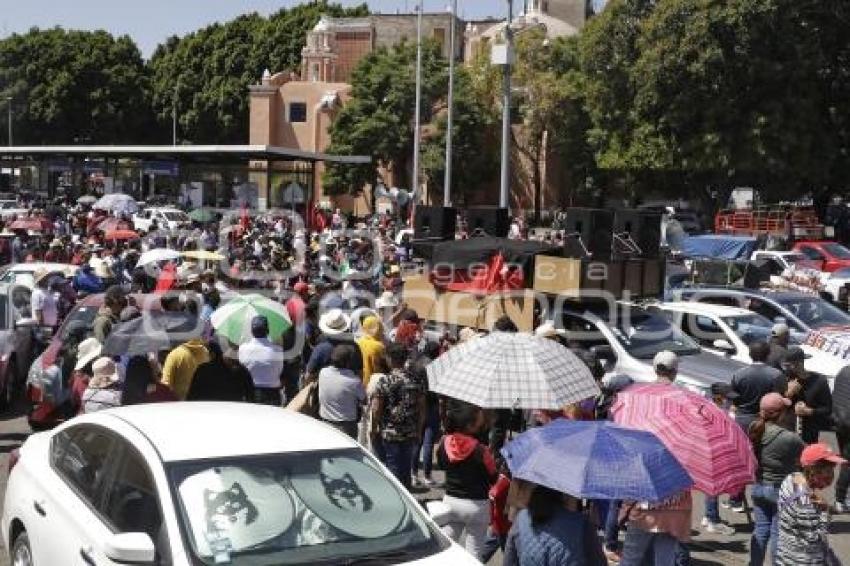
[750,250,822,273]
[820,266,850,304]
[657,301,845,388]
[134,207,191,233]
[0,263,77,290]
[2,403,477,566]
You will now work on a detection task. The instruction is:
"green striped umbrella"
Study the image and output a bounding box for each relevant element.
[210,294,292,344]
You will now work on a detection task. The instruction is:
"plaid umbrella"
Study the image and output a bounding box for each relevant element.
[502,419,693,502]
[211,294,292,345]
[96,217,133,232]
[611,383,757,496]
[426,332,600,409]
[104,229,140,241]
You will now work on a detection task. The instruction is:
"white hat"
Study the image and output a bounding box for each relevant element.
[534,321,558,339]
[75,338,103,371]
[375,291,399,309]
[90,357,120,387]
[653,350,679,372]
[771,323,790,337]
[319,308,351,336]
[458,327,483,343]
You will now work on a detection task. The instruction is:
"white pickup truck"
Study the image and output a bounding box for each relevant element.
[133,207,191,233]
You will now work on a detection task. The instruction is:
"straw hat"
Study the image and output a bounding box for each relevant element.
[74,338,103,371]
[319,308,351,336]
[375,291,399,309]
[90,357,120,388]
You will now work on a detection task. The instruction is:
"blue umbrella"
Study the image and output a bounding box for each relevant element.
[501,419,693,502]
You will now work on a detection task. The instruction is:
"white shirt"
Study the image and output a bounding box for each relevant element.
[31,287,58,327]
[238,337,284,388]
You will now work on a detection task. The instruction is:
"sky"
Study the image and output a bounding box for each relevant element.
[0,0,505,58]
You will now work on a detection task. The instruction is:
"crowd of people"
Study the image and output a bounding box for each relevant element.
[0,194,848,565]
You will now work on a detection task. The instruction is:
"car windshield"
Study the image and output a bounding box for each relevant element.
[823,242,850,259]
[164,211,188,221]
[605,309,701,359]
[720,314,773,343]
[774,295,850,329]
[58,305,100,341]
[168,448,447,565]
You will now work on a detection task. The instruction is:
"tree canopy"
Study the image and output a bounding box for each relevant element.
[0,27,153,144]
[148,1,368,144]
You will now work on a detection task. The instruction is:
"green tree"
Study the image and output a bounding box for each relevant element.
[148,1,368,144]
[323,40,497,202]
[0,27,153,144]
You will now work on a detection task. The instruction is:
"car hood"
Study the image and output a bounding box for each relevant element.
[676,351,747,386]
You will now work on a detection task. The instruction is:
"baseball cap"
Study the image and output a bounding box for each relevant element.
[771,323,790,337]
[653,350,678,372]
[800,443,848,467]
[760,392,791,414]
[783,347,811,363]
[251,315,269,336]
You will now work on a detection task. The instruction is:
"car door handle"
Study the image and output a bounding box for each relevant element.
[79,546,96,566]
[32,501,45,517]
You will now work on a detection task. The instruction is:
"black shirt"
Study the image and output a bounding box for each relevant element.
[789,373,833,443]
[766,343,788,370]
[187,360,254,402]
[731,363,783,416]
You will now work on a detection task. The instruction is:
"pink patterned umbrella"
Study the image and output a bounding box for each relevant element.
[611,383,756,496]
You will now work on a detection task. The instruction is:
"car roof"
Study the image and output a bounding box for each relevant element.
[679,286,814,301]
[658,301,754,317]
[90,403,356,462]
[7,262,76,273]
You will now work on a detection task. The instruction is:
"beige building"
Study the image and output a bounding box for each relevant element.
[249,1,593,214]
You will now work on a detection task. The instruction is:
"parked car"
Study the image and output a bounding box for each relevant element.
[0,263,78,290]
[133,207,191,233]
[0,200,28,221]
[656,301,844,388]
[2,403,476,566]
[669,286,850,338]
[552,302,747,396]
[750,250,822,273]
[793,240,850,272]
[0,284,35,408]
[820,267,850,306]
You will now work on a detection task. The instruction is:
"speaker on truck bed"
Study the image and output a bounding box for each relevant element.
[613,210,662,259]
[467,207,510,238]
[563,208,614,260]
[414,206,457,240]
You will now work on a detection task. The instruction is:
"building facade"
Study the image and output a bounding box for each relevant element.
[250,1,594,214]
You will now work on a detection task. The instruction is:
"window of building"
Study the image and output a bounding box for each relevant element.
[310,63,320,82]
[288,102,307,123]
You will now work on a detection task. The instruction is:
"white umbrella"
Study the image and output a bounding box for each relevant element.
[137,248,181,267]
[93,193,139,214]
[426,332,601,410]
[76,195,97,205]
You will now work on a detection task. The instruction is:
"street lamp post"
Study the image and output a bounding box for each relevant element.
[5,96,12,147]
[412,0,424,204]
[499,0,514,210]
[172,86,178,146]
[443,0,457,207]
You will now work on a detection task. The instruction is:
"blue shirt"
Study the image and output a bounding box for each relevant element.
[504,508,603,566]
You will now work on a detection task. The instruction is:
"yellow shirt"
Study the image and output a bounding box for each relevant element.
[357,335,385,387]
[161,339,210,400]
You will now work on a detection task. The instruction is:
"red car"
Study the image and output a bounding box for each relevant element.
[793,241,850,273]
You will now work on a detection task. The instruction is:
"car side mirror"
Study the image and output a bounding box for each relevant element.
[590,344,616,363]
[712,339,735,353]
[103,533,155,564]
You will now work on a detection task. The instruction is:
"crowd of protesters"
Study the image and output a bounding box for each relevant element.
[0,194,847,565]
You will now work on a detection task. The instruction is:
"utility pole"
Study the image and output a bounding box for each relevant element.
[412,0,424,204]
[172,85,178,146]
[443,0,457,207]
[5,96,11,146]
[499,0,514,209]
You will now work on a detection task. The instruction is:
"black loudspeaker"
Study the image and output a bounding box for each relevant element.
[467,207,509,237]
[613,210,662,258]
[414,206,457,240]
[563,208,613,259]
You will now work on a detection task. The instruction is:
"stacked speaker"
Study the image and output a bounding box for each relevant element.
[414,206,512,240]
[561,208,661,260]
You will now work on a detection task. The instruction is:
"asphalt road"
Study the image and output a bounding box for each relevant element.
[0,401,846,565]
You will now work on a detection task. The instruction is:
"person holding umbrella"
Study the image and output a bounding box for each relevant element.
[503,484,606,566]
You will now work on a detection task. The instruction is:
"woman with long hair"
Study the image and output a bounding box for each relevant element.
[748,392,805,565]
[122,355,177,406]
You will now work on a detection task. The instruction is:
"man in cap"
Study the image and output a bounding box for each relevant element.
[30,269,58,331]
[92,285,127,343]
[653,350,679,384]
[766,323,790,370]
[238,315,285,406]
[782,347,832,443]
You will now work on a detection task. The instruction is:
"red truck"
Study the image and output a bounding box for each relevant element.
[793,240,850,273]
